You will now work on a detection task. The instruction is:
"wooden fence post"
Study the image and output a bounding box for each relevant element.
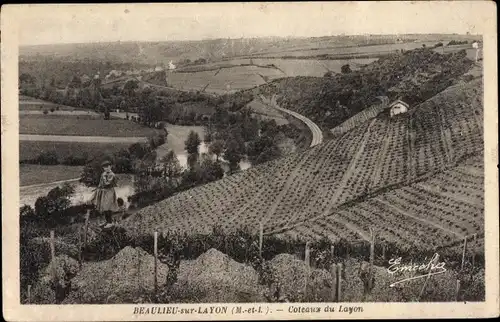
[83,210,90,251]
[330,264,337,302]
[368,228,375,293]
[304,242,310,300]
[154,231,158,295]
[418,254,439,301]
[337,263,342,302]
[27,285,31,304]
[471,234,477,270]
[461,236,468,271]
[258,222,263,258]
[456,236,467,301]
[50,230,56,280]
[77,226,82,267]
[305,242,311,267]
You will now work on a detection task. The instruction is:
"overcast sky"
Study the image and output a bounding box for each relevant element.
[14,2,489,46]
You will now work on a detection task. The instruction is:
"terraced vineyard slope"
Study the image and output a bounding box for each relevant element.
[121,77,483,257]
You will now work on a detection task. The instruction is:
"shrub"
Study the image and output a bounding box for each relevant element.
[50,107,55,113]
[62,155,89,166]
[43,109,49,115]
[34,183,75,219]
[448,40,468,46]
[20,204,35,217]
[113,149,133,173]
[80,158,109,187]
[36,151,59,165]
[128,142,150,160]
[341,64,352,74]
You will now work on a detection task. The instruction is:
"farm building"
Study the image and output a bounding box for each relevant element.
[388,100,409,117]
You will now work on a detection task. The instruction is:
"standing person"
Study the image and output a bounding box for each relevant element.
[90,160,119,228]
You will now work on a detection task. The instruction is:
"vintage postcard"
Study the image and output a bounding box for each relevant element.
[1,1,498,321]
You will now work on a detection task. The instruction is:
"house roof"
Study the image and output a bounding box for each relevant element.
[389,99,409,108]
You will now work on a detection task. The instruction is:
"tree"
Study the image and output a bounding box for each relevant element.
[34,183,75,217]
[184,131,201,155]
[128,142,150,160]
[341,64,352,74]
[199,156,224,183]
[247,135,281,165]
[36,151,58,165]
[139,97,164,126]
[324,71,334,78]
[204,123,213,143]
[113,149,133,173]
[80,158,107,187]
[160,150,182,179]
[102,104,110,120]
[20,205,35,217]
[70,75,82,87]
[148,133,166,150]
[19,73,36,85]
[187,153,199,171]
[208,140,224,161]
[123,79,139,97]
[223,139,243,173]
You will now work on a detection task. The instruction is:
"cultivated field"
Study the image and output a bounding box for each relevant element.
[19,99,89,112]
[20,164,84,186]
[121,77,483,257]
[181,58,378,78]
[167,65,284,93]
[19,114,160,137]
[20,141,133,163]
[246,99,289,125]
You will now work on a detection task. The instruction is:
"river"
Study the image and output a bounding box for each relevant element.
[20,143,251,209]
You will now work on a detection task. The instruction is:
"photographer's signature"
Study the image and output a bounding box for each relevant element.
[387,253,447,287]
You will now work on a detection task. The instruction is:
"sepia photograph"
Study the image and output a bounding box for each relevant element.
[2,2,498,320]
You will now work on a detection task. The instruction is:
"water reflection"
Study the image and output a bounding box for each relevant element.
[20,144,251,208]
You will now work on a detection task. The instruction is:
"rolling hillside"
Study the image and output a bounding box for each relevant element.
[19,34,479,65]
[121,77,483,256]
[247,48,475,131]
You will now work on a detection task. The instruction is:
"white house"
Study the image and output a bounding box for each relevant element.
[389,100,409,117]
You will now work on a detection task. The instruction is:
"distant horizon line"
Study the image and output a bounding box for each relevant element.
[19,32,481,47]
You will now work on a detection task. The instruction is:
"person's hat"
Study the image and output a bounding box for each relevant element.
[101,160,112,167]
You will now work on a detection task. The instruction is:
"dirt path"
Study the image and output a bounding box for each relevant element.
[315,119,376,217]
[259,94,323,147]
[20,134,147,143]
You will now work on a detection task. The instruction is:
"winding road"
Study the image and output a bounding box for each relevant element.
[259,94,323,147]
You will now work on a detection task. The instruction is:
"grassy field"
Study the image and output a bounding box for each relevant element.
[19,114,160,137]
[178,58,377,78]
[167,65,284,93]
[246,99,289,125]
[20,164,84,186]
[20,141,133,163]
